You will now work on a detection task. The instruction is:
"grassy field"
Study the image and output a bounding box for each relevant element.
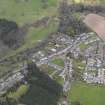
[16,19,58,52]
[0,0,59,59]
[7,84,29,100]
[0,0,58,25]
[69,81,105,105]
[1,19,58,60]
[79,43,90,50]
[40,64,64,85]
[51,58,64,67]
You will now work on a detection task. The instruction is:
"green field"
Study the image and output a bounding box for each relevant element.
[79,43,90,50]
[7,84,29,100]
[51,58,64,67]
[69,81,105,105]
[0,0,59,59]
[15,19,58,53]
[0,0,58,25]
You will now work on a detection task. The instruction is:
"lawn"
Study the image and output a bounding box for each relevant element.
[25,19,58,48]
[40,64,64,85]
[79,43,90,50]
[51,58,64,67]
[53,74,64,85]
[69,81,105,105]
[73,59,86,73]
[7,84,29,100]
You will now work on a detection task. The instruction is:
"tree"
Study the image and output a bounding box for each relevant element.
[58,2,105,37]
[19,62,63,105]
[0,19,24,49]
[41,0,48,9]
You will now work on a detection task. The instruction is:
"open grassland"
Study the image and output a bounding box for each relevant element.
[0,0,58,25]
[69,81,105,105]
[0,0,59,59]
[2,19,58,59]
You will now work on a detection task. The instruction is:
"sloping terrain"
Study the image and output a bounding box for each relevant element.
[0,1,105,105]
[0,0,59,77]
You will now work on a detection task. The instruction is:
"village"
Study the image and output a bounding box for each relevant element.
[0,30,105,95]
[0,0,105,105]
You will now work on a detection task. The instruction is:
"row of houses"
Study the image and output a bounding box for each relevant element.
[0,64,28,95]
[83,68,105,84]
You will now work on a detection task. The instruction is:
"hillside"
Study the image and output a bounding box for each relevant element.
[0,0,105,105]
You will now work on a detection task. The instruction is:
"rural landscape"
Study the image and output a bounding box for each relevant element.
[0,0,105,105]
